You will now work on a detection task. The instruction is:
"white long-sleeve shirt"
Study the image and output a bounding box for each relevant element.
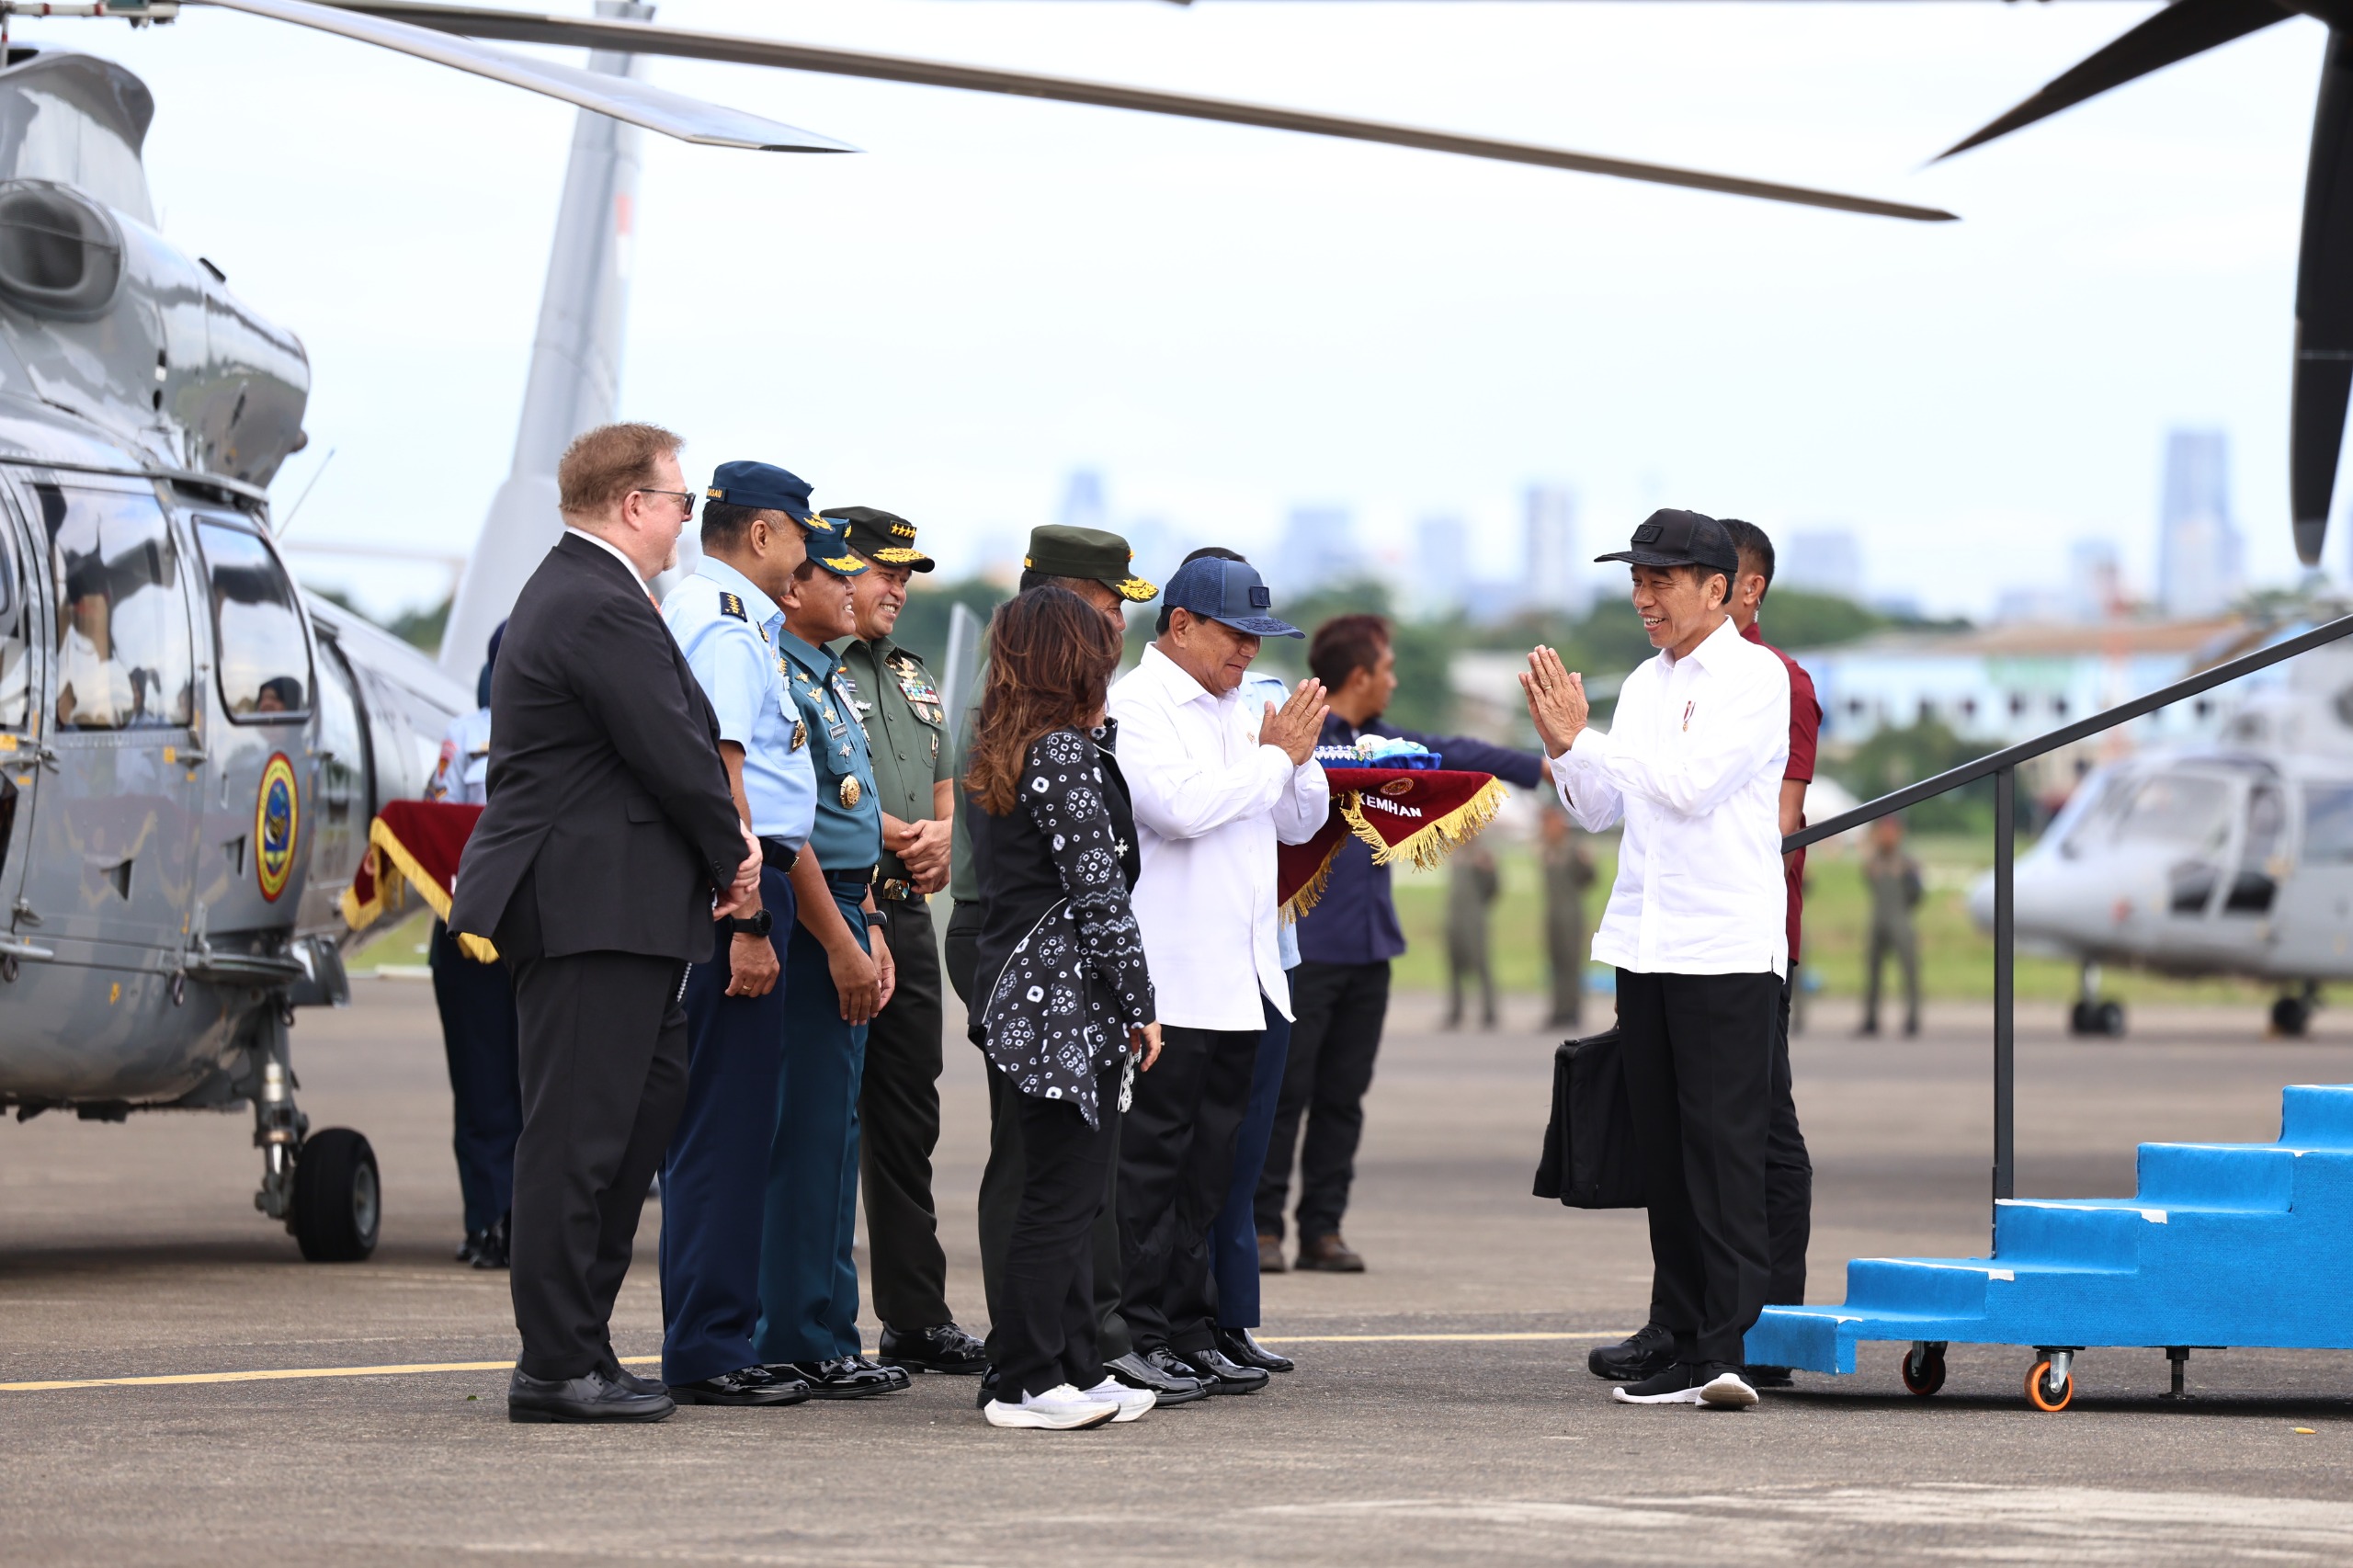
[1552,615,1790,977]
[1109,643,1330,1028]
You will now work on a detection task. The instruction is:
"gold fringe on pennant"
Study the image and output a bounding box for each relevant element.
[337,841,407,933]
[1281,841,1344,924]
[1338,778,1510,873]
[339,816,501,962]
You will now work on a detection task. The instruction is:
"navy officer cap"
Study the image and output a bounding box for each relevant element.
[705,460,835,536]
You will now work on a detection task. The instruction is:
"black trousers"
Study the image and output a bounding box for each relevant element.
[497,873,691,1382]
[997,1062,1123,1400]
[950,902,1131,1368]
[1616,967,1777,1369]
[1120,1017,1261,1356]
[860,895,950,1332]
[1256,960,1391,1244]
[428,918,522,1240]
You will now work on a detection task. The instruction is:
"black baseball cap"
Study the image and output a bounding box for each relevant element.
[1596,508,1739,577]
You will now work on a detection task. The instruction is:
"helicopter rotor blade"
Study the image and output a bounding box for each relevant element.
[1937,0,2290,162]
[2293,28,2353,568]
[322,0,1955,222]
[188,0,858,151]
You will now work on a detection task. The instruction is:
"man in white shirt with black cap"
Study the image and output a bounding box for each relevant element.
[1108,550,1330,1394]
[1523,508,1790,1411]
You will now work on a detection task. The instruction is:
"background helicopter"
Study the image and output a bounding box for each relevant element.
[1969,630,2353,1040]
[0,0,1938,1264]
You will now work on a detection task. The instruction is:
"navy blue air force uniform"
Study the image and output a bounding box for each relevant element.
[756,561,886,1369]
[657,466,826,1388]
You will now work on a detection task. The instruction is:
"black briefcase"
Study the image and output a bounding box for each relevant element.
[1532,1026,1647,1210]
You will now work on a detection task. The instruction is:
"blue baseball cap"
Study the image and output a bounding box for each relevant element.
[1162,556,1302,639]
[704,460,836,537]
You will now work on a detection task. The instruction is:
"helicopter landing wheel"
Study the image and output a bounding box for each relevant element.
[290,1127,380,1263]
[2272,994,2313,1038]
[2025,1351,2075,1413]
[1901,1342,1947,1397]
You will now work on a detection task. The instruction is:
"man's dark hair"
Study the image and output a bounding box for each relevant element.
[1309,612,1391,690]
[701,500,782,552]
[1156,545,1248,635]
[1718,518,1775,597]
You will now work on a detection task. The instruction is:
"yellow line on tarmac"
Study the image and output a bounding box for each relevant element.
[0,1333,1627,1392]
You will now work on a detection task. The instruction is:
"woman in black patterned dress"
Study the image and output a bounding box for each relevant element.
[966,586,1162,1430]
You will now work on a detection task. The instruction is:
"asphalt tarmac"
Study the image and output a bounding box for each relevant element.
[5,975,2353,1565]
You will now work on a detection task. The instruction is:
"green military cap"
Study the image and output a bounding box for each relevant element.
[1024,524,1158,603]
[822,506,935,573]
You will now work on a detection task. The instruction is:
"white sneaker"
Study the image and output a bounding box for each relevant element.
[1085,1377,1155,1422]
[1699,1370,1758,1410]
[983,1383,1121,1430]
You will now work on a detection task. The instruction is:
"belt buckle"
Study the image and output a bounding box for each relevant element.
[879,878,915,903]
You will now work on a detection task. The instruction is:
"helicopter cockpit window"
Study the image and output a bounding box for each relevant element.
[193,518,309,721]
[38,483,191,731]
[0,519,24,729]
[2113,774,2233,852]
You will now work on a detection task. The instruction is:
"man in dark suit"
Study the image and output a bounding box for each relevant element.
[449,421,759,1425]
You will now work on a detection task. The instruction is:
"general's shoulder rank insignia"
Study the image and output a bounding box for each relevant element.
[719,592,746,621]
[790,720,808,752]
[838,776,862,809]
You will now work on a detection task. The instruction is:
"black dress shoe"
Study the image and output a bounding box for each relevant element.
[1215,1327,1294,1374]
[671,1365,812,1406]
[603,1360,666,1398]
[1107,1349,1208,1406]
[472,1214,510,1271]
[1742,1364,1795,1390]
[454,1233,485,1267]
[853,1353,914,1391]
[1588,1321,1677,1382]
[1173,1346,1269,1395]
[507,1368,674,1424]
[878,1322,988,1375]
[778,1355,904,1400]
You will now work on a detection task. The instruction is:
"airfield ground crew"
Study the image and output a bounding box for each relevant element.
[425,622,520,1270]
[822,506,987,1377]
[656,461,830,1407]
[756,525,908,1399]
[1862,814,1924,1038]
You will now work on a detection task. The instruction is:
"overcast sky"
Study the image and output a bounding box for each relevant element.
[26,0,2328,619]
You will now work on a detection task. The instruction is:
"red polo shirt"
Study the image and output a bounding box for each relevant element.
[1744,620,1820,965]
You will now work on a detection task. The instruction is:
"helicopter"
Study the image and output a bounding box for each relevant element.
[0,0,1947,1264]
[1967,632,2353,1040]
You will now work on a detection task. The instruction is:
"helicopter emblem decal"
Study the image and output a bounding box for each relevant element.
[255,753,299,903]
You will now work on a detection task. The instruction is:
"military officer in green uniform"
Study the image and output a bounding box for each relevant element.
[755,530,909,1400]
[819,505,986,1376]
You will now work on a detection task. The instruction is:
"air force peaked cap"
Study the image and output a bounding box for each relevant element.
[705,460,834,534]
[1595,508,1738,577]
[1162,555,1302,639]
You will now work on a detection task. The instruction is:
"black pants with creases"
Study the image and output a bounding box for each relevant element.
[1256,960,1390,1245]
[997,1061,1123,1400]
[499,873,690,1382]
[1120,1013,1263,1356]
[860,896,950,1332]
[1616,967,1778,1369]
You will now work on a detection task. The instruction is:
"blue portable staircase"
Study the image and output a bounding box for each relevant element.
[1745,1082,2353,1407]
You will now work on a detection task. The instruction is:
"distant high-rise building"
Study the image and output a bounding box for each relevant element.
[1415,515,1467,618]
[1521,485,1586,616]
[1276,505,1361,594]
[2157,429,2244,618]
[1059,469,1108,535]
[1781,529,1865,602]
[2070,537,2124,621]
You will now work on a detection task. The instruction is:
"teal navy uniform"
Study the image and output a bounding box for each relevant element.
[755,614,888,1367]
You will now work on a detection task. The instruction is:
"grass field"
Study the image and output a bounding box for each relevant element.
[1390,832,2277,1005]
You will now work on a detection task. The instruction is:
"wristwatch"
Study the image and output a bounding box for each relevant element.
[860,910,886,930]
[725,909,774,938]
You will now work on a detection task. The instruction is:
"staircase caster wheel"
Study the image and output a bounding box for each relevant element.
[1901,1344,1947,1397]
[291,1127,380,1263]
[2272,995,2312,1038]
[2025,1360,2074,1412]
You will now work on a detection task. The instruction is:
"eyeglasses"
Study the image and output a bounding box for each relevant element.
[632,487,697,517]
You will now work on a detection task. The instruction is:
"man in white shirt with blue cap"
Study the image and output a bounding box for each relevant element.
[656,460,832,1408]
[1523,507,1790,1412]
